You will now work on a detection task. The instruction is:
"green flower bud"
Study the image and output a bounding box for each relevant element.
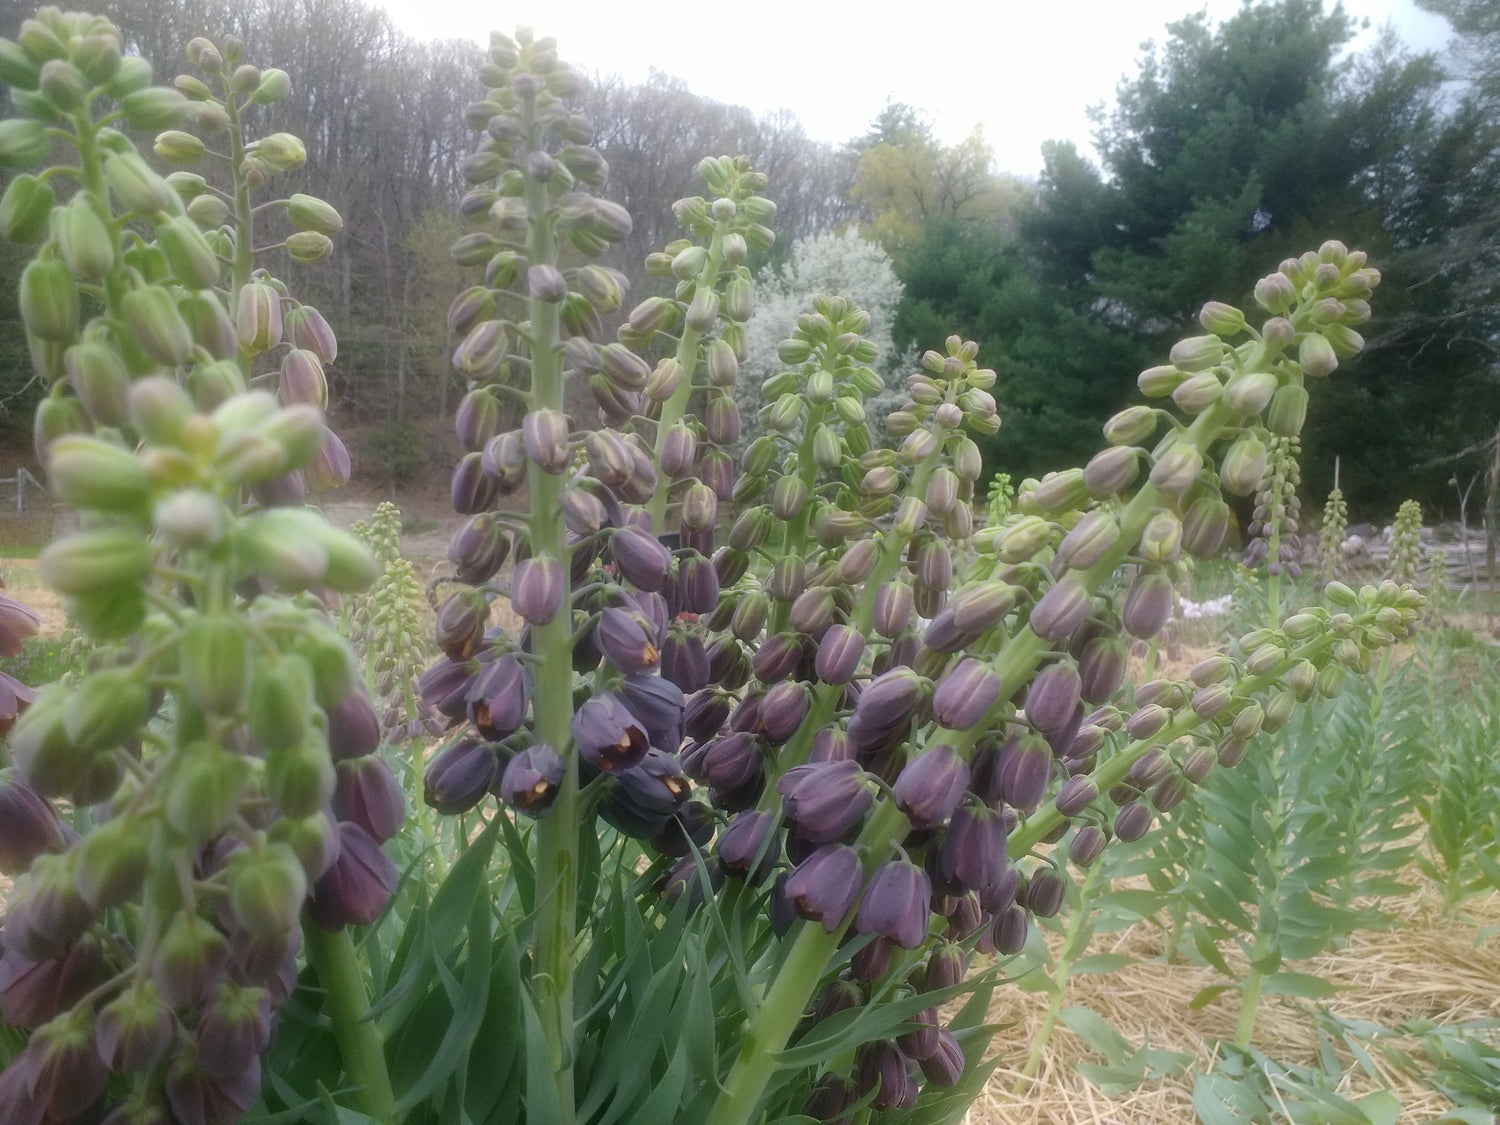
[1169,335,1224,373]
[1182,496,1230,557]
[251,131,306,172]
[39,526,153,596]
[0,173,53,241]
[1140,509,1182,564]
[1137,364,1183,398]
[265,735,335,817]
[1254,272,1296,314]
[250,68,291,104]
[122,85,188,130]
[104,54,152,97]
[46,434,149,514]
[180,614,249,715]
[152,129,205,164]
[236,281,283,354]
[1171,371,1222,414]
[1199,301,1245,336]
[1266,383,1309,437]
[35,58,86,111]
[74,817,147,910]
[156,215,221,288]
[1297,333,1338,377]
[227,842,307,939]
[287,230,333,263]
[0,118,48,166]
[64,667,148,752]
[19,259,79,343]
[105,152,174,214]
[286,193,343,235]
[1032,468,1089,513]
[997,515,1053,563]
[1322,323,1364,357]
[153,489,228,548]
[52,199,116,282]
[1148,443,1202,496]
[63,342,129,426]
[122,285,194,365]
[1225,371,1278,416]
[0,38,40,89]
[1220,435,1268,497]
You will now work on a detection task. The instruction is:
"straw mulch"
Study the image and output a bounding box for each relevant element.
[972,880,1500,1123]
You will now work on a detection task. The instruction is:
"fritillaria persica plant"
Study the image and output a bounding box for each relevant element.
[0,12,1422,1125]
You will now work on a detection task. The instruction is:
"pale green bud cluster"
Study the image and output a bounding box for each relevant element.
[1317,487,1348,581]
[1425,545,1449,622]
[1243,435,1303,578]
[1389,499,1422,585]
[984,472,1014,525]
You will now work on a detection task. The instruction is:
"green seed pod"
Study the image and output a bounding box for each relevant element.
[180,614,249,715]
[1265,383,1309,438]
[0,173,54,242]
[0,118,48,167]
[122,286,194,365]
[156,215,221,288]
[39,526,153,597]
[19,259,80,343]
[105,152,174,215]
[64,342,130,426]
[46,434,149,514]
[121,86,188,130]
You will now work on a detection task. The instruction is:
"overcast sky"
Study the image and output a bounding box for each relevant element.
[376,0,1454,176]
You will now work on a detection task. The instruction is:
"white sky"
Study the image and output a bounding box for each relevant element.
[377,0,1455,176]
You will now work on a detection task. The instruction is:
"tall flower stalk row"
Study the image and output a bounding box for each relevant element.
[0,14,1426,1125]
[418,31,1422,1125]
[0,12,398,1123]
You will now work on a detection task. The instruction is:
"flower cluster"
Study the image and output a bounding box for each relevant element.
[1318,485,1348,581]
[1244,435,1303,578]
[0,14,390,1122]
[1390,499,1422,585]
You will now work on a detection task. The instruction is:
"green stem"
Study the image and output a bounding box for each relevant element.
[1014,862,1104,1093]
[1233,961,1265,1050]
[519,91,578,1125]
[304,924,396,1122]
[1234,739,1285,1050]
[221,78,255,379]
[767,401,828,637]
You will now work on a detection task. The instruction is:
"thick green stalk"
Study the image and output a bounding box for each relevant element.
[221,80,256,379]
[304,924,396,1122]
[519,93,579,1124]
[767,401,828,637]
[1233,739,1286,1049]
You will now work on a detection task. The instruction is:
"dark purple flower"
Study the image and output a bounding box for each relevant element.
[699,731,765,807]
[451,451,498,514]
[932,657,1003,730]
[991,903,1028,955]
[684,689,732,740]
[897,1007,940,1061]
[423,738,499,815]
[893,745,970,828]
[757,680,810,743]
[467,653,532,740]
[851,935,892,982]
[715,810,779,880]
[935,802,1009,895]
[25,1009,108,1119]
[512,555,565,626]
[649,799,714,857]
[784,844,862,932]
[325,688,381,761]
[195,982,272,1080]
[571,693,650,772]
[920,941,967,993]
[752,632,806,684]
[618,673,685,753]
[998,732,1053,814]
[0,938,105,1031]
[601,747,691,839]
[1069,824,1108,867]
[856,859,932,950]
[497,744,566,818]
[853,667,929,732]
[706,636,750,690]
[1113,801,1154,842]
[778,759,873,844]
[418,656,479,723]
[856,1040,917,1110]
[0,769,67,876]
[873,581,914,639]
[802,1074,857,1122]
[596,607,660,673]
[677,553,720,615]
[815,624,865,685]
[1025,660,1081,733]
[522,408,570,472]
[610,525,671,592]
[1054,775,1099,817]
[95,979,175,1072]
[332,755,406,842]
[1029,579,1091,642]
[164,1052,261,1125]
[309,822,397,929]
[447,512,510,585]
[1077,636,1127,705]
[1122,569,1174,640]
[1022,867,1068,917]
[922,607,969,654]
[920,1027,965,1087]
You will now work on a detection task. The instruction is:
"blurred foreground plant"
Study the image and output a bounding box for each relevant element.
[0,12,1427,1125]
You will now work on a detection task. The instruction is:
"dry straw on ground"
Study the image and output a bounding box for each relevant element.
[973,879,1500,1124]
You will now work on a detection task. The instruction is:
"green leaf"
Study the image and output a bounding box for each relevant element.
[1057,1007,1132,1067]
[1189,984,1236,1010]
[428,815,499,952]
[1070,952,1134,975]
[1262,971,1339,1000]
[520,986,562,1123]
[1354,1090,1401,1125]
